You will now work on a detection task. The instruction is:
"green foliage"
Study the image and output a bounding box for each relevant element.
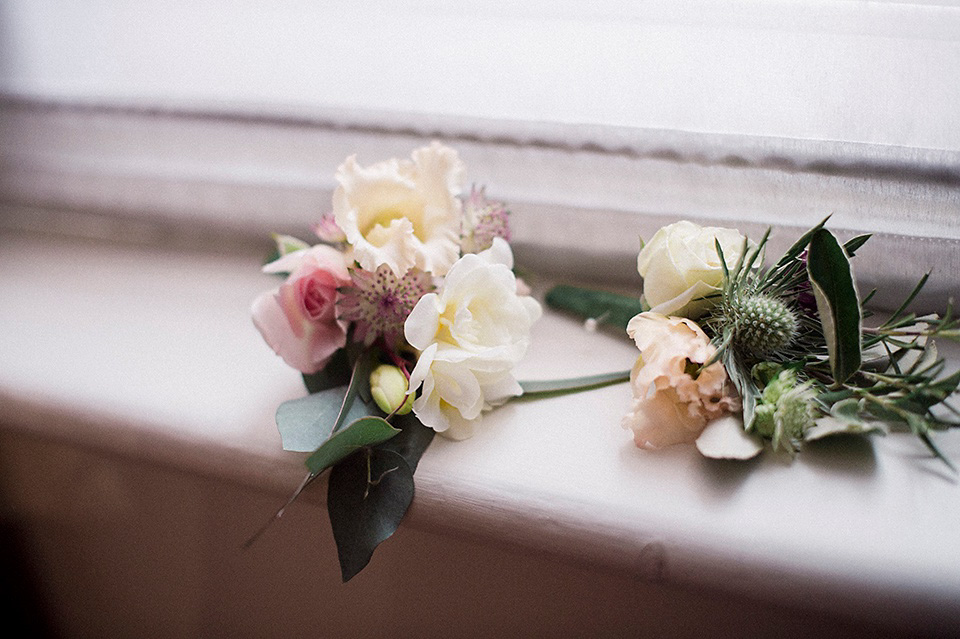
[276,386,371,452]
[518,370,632,398]
[305,417,400,475]
[545,285,645,331]
[328,448,415,582]
[806,228,862,384]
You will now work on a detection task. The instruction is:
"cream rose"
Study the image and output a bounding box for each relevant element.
[637,221,750,319]
[622,312,739,449]
[333,142,465,277]
[404,243,542,439]
[251,245,351,374]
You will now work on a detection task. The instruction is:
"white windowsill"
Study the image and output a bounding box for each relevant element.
[3,229,959,636]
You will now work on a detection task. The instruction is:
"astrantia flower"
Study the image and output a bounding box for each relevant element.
[404,244,542,439]
[461,186,510,254]
[333,142,465,276]
[337,264,433,347]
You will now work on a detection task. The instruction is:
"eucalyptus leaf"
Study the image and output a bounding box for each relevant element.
[328,449,414,582]
[305,417,400,475]
[333,349,375,433]
[519,370,631,397]
[276,386,371,452]
[806,416,888,441]
[378,412,435,472]
[807,228,862,384]
[545,285,644,331]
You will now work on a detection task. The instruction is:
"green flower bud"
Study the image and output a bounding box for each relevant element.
[370,364,415,415]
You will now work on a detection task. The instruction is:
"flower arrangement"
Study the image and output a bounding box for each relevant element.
[549,219,960,464]
[249,143,607,580]
[252,145,959,579]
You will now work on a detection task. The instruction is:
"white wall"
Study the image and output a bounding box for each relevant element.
[2,0,960,149]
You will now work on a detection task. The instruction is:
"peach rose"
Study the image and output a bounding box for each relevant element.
[622,312,739,449]
[251,245,351,374]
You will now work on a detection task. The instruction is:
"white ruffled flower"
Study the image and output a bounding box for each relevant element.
[404,240,542,439]
[333,142,465,276]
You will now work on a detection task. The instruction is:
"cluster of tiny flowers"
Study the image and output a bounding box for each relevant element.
[728,294,798,356]
[337,264,434,348]
[462,187,511,254]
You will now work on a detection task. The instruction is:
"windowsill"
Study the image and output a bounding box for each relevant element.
[3,228,959,635]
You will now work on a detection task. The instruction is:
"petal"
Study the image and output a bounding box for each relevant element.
[405,294,442,350]
[695,415,764,459]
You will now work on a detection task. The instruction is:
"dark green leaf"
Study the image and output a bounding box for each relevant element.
[518,370,631,397]
[774,216,829,268]
[378,412,435,473]
[305,417,400,475]
[544,285,644,331]
[333,349,375,433]
[302,349,352,394]
[276,386,371,452]
[881,272,930,329]
[843,234,871,256]
[328,449,414,582]
[807,228,862,384]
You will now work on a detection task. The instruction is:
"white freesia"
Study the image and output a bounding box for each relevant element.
[333,142,465,276]
[638,220,751,319]
[404,243,542,439]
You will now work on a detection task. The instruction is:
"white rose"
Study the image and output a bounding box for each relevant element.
[333,142,465,276]
[404,244,542,439]
[637,220,750,319]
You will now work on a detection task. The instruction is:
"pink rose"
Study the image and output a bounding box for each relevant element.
[622,312,740,449]
[252,245,351,374]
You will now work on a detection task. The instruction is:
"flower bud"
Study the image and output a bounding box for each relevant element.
[370,364,414,415]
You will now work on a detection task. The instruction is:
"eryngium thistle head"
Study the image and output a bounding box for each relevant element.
[728,294,798,356]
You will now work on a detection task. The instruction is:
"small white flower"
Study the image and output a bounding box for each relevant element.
[404,245,542,439]
[333,142,465,276]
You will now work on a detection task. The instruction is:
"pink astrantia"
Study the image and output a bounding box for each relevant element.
[337,264,434,348]
[461,186,511,254]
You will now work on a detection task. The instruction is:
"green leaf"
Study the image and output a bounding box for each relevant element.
[544,285,644,331]
[328,449,414,582]
[378,412,435,473]
[333,349,375,433]
[518,370,631,397]
[276,386,371,452]
[271,233,311,256]
[807,228,862,384]
[774,216,829,268]
[305,417,400,475]
[302,349,352,394]
[843,234,871,256]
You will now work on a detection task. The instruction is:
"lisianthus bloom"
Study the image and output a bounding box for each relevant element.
[333,142,465,277]
[251,245,351,374]
[404,240,542,439]
[638,221,751,319]
[623,312,739,449]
